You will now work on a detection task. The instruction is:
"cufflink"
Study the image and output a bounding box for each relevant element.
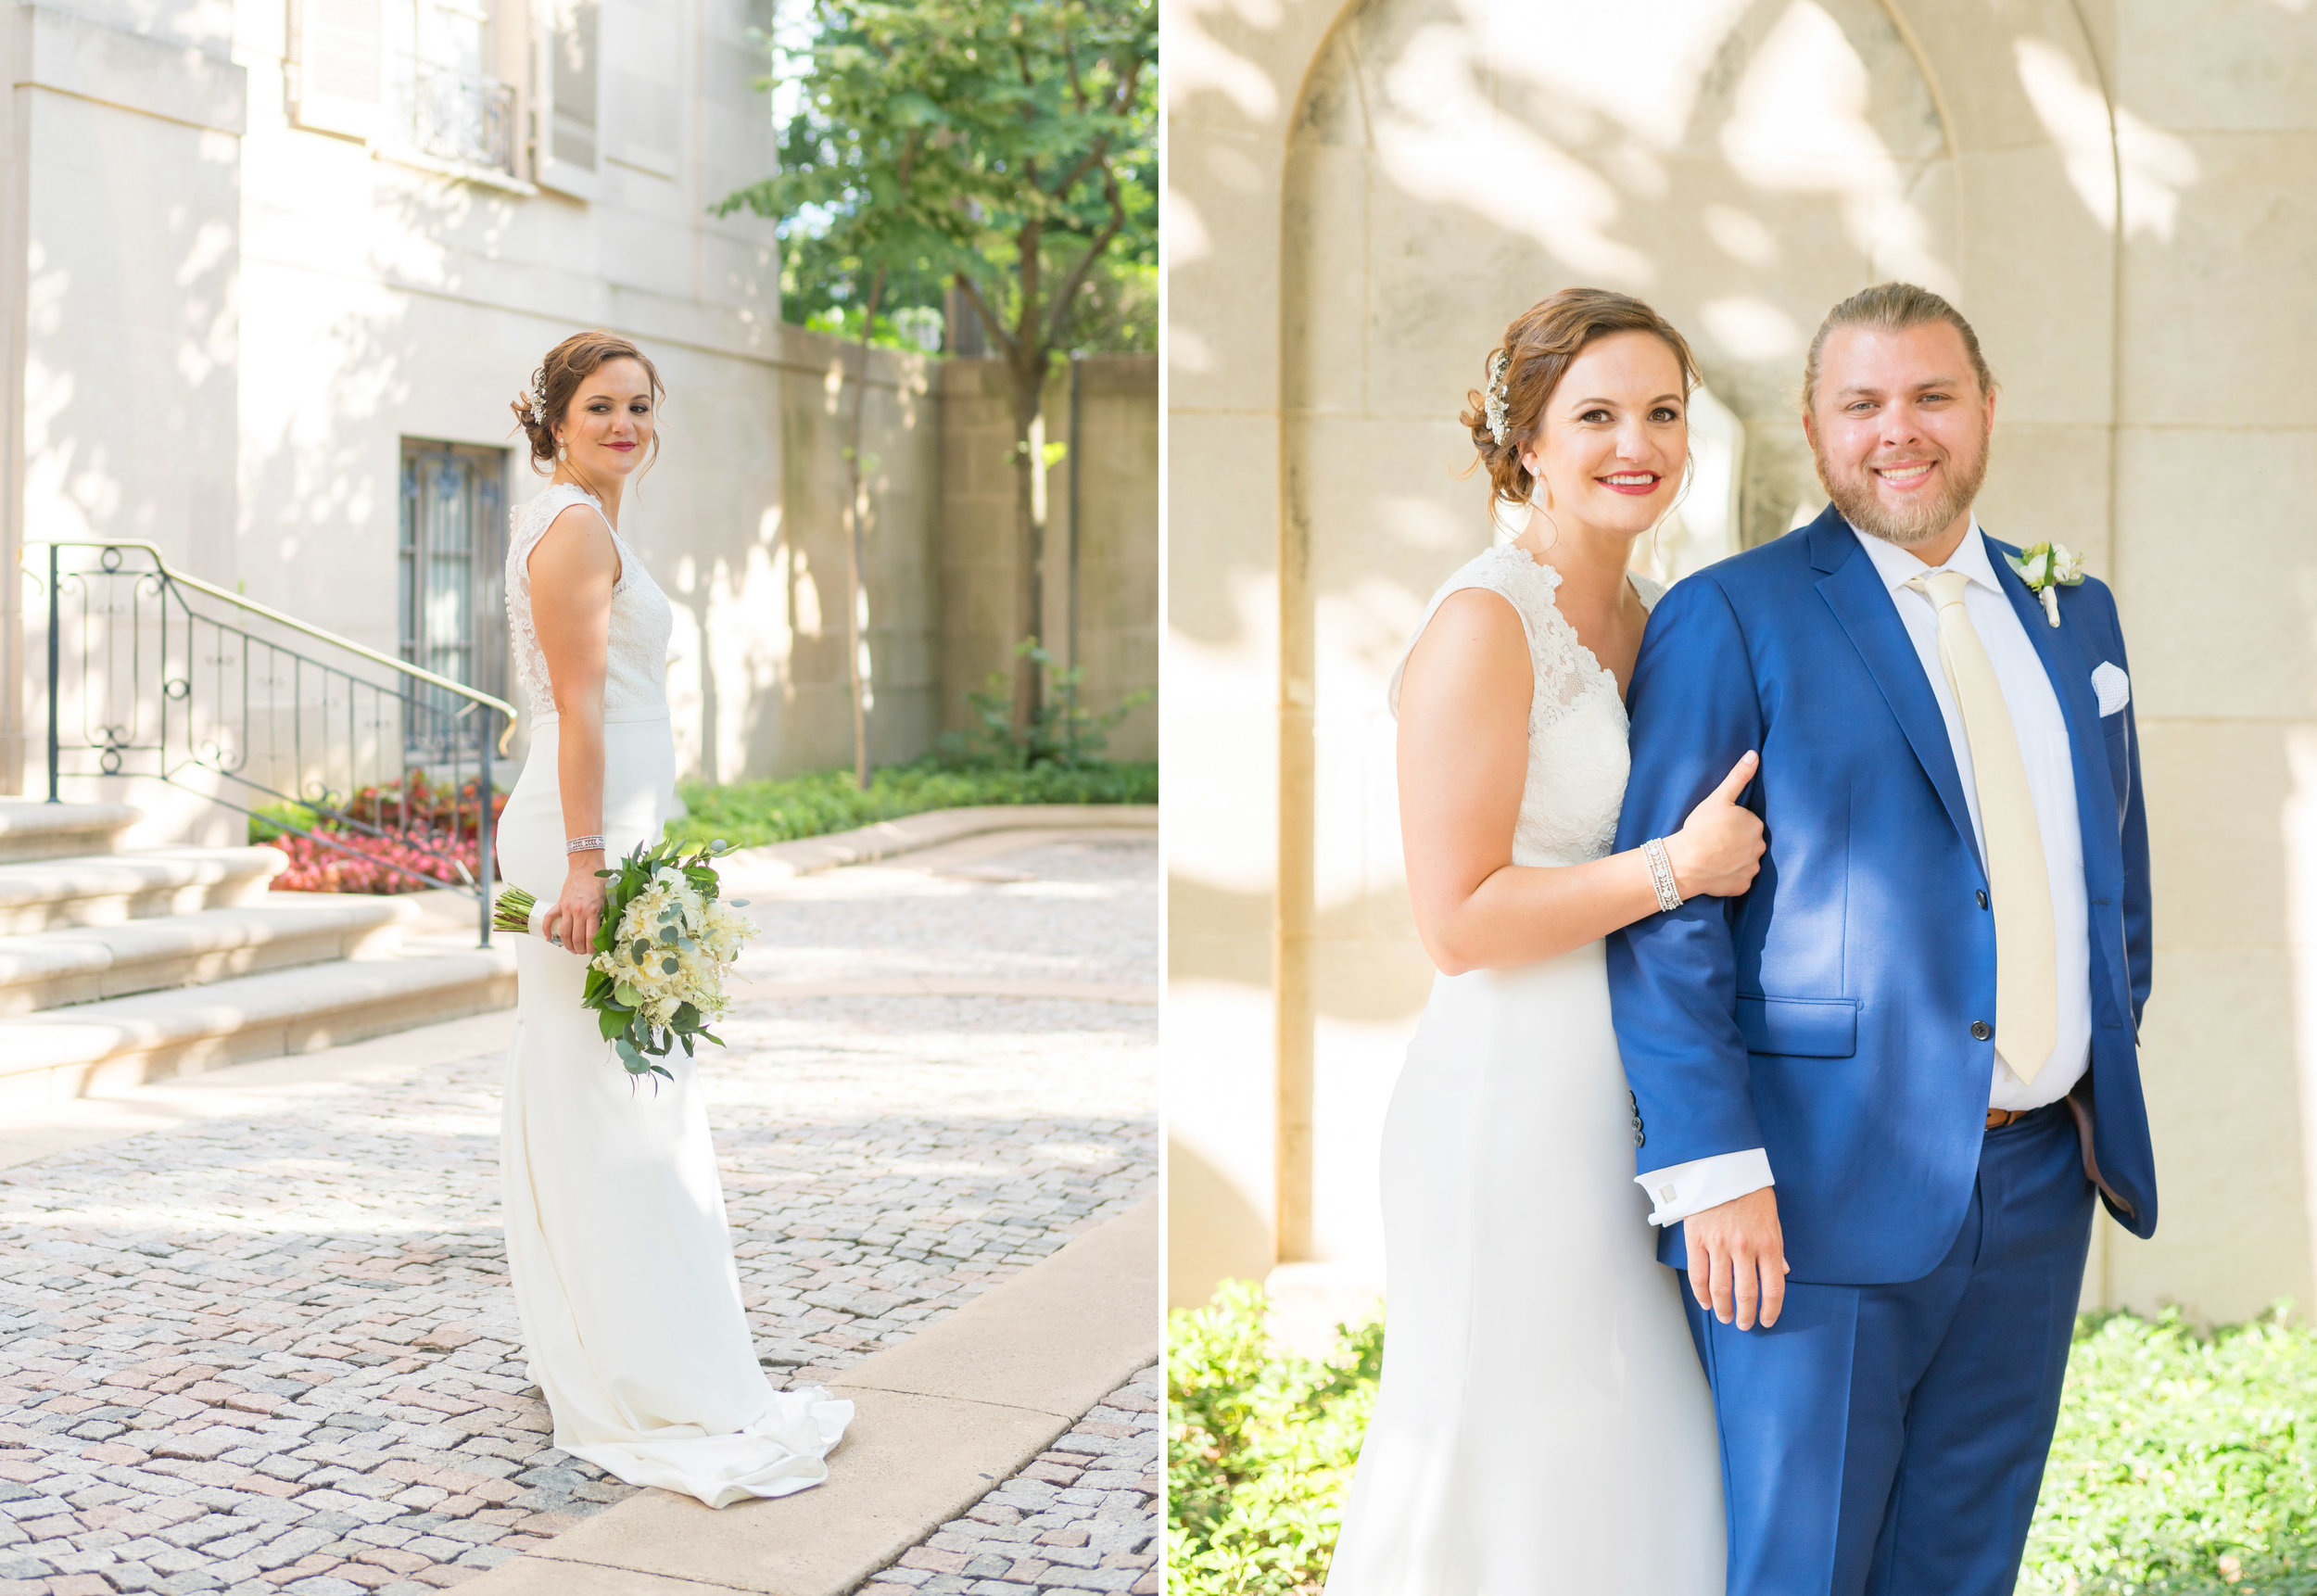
[1657,1185,1676,1202]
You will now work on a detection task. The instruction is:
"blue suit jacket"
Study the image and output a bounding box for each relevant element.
[1608,508,2157,1285]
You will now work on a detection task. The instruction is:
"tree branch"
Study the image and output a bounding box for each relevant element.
[1041,161,1126,351]
[952,271,1014,360]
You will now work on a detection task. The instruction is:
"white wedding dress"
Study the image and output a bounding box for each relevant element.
[495,482,851,1507]
[1323,545,1724,1594]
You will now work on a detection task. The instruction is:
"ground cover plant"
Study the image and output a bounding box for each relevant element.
[1169,1290,2317,1596]
[254,756,1154,889]
[667,757,1157,853]
[1169,1281,1380,1596]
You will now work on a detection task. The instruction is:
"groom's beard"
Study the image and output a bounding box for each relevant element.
[1812,422,1991,547]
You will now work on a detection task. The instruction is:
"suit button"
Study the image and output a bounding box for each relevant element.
[1971,1020,1993,1041]
[1976,890,1989,909]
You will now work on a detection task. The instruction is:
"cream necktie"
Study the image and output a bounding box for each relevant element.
[1907,570,2058,1082]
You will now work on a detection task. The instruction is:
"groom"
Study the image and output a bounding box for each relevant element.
[1608,282,2156,1596]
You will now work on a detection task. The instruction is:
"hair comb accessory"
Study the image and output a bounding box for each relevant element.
[528,370,549,429]
[1484,351,1510,446]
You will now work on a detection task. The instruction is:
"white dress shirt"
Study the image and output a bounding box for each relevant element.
[1637,518,2094,1227]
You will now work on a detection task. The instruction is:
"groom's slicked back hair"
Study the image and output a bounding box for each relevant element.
[1803,282,1997,415]
[1464,287,1700,511]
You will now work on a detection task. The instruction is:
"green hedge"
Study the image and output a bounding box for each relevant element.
[1170,1289,2317,1596]
[1170,1282,1380,1596]
[2025,1307,2317,1595]
[666,759,1156,852]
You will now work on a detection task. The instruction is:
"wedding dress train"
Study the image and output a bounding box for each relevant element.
[495,482,850,1508]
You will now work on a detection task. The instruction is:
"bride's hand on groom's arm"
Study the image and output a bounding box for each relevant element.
[1664,752,1765,899]
[1685,1185,1789,1331]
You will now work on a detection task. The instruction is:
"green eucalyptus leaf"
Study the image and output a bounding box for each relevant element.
[614,980,644,1008]
[661,956,679,975]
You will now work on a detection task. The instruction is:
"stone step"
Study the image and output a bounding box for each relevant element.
[0,946,517,1110]
[0,846,285,933]
[0,896,417,1016]
[0,799,140,863]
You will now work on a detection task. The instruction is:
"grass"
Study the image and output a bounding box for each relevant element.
[665,758,1157,852]
[1169,1290,2317,1596]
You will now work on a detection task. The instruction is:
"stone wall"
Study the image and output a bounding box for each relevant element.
[939,355,1158,764]
[1167,0,2317,1323]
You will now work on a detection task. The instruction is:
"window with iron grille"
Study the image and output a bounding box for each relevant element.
[398,441,509,733]
[386,0,517,171]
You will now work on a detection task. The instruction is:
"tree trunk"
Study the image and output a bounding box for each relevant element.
[1007,355,1051,738]
[843,270,886,791]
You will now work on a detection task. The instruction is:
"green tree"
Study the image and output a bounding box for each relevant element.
[721,0,1155,744]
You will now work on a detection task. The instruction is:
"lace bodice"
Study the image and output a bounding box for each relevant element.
[506,484,673,722]
[1389,544,1665,868]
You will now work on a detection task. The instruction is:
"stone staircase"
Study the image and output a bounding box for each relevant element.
[0,798,515,1110]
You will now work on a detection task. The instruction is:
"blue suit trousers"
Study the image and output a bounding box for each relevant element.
[1680,1106,2095,1596]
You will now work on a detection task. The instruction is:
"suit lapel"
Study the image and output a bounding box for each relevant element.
[1809,513,1984,878]
[1990,538,2125,899]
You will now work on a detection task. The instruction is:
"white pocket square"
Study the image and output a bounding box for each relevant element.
[2091,661,2130,717]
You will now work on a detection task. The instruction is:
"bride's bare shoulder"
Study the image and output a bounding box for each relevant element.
[1400,585,1530,714]
[526,501,621,592]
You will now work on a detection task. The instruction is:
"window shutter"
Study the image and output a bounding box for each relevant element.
[535,0,601,197]
[291,0,383,140]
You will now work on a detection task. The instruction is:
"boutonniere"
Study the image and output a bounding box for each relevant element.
[2005,541,2086,627]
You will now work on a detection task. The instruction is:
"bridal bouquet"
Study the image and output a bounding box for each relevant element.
[493,838,758,1086]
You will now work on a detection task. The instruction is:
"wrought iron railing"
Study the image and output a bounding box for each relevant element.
[26,540,520,946]
[390,56,517,173]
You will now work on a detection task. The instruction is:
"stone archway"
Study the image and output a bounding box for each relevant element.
[1271,0,2126,1277]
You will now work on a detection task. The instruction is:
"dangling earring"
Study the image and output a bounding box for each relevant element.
[556,439,567,462]
[1525,462,1563,556]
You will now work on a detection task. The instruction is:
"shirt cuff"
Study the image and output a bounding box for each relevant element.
[1635,1147,1775,1228]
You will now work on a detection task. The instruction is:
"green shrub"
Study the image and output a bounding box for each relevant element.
[1169,1282,1381,1596]
[944,637,1152,771]
[1170,1290,2317,1596]
[2023,1306,2317,1595]
[667,757,1156,852]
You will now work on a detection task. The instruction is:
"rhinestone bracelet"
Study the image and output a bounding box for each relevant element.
[564,834,606,855]
[1642,838,1684,914]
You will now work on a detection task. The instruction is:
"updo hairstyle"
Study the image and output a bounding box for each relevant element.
[510,330,667,475]
[1462,287,1701,509]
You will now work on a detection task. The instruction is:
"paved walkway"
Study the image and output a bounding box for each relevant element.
[0,828,1156,1596]
[864,1365,1160,1596]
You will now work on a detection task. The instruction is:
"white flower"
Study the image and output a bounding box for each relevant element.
[2004,540,2085,628]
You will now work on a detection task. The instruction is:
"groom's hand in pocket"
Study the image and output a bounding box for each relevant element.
[1686,1186,1788,1330]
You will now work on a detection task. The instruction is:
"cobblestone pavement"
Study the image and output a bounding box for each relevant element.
[0,831,1155,1596]
[862,1365,1160,1596]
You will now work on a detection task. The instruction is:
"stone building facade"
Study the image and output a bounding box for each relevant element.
[0,0,1155,834]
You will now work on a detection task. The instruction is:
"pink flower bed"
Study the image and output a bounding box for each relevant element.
[264,774,507,893]
[267,829,495,893]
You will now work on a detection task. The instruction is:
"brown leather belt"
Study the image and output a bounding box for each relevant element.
[1985,1090,2137,1222]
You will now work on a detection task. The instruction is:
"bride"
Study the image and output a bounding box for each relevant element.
[1323,289,1761,1592]
[495,330,851,1507]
